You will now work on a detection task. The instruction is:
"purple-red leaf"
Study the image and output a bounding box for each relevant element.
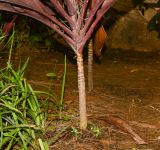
[50,0,74,27]
[65,0,75,16]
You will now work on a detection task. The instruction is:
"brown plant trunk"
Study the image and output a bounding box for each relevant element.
[88,39,93,92]
[77,52,87,130]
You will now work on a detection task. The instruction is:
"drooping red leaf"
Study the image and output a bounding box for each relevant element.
[0,3,75,47]
[0,0,117,51]
[2,15,17,36]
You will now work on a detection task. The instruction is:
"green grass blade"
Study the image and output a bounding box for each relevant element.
[6,129,19,150]
[38,138,49,150]
[17,58,29,77]
[60,55,67,105]
[12,112,28,150]
[1,128,18,148]
[0,101,23,116]
[0,114,3,149]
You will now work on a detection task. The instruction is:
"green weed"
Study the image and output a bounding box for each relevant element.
[0,59,48,149]
[0,23,70,149]
[90,124,101,137]
[0,27,49,149]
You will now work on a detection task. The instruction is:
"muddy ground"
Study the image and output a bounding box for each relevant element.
[1,48,160,150]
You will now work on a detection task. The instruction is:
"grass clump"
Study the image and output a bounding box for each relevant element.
[0,59,47,150]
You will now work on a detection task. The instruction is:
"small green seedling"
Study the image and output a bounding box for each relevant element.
[71,127,79,140]
[90,124,101,137]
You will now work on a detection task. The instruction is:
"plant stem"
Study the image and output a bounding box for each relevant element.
[77,52,87,130]
[8,25,15,65]
[59,55,66,119]
[88,39,93,92]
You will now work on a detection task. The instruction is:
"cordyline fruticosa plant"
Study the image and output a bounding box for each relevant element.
[0,0,117,129]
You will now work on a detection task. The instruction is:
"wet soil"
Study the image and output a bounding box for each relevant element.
[1,48,160,149]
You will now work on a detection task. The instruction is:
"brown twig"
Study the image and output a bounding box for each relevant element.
[89,115,147,145]
[129,121,160,129]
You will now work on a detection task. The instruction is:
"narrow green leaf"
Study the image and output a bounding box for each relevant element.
[38,138,49,150]
[0,102,23,116]
[60,55,67,105]
[46,72,56,78]
[0,115,3,149]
